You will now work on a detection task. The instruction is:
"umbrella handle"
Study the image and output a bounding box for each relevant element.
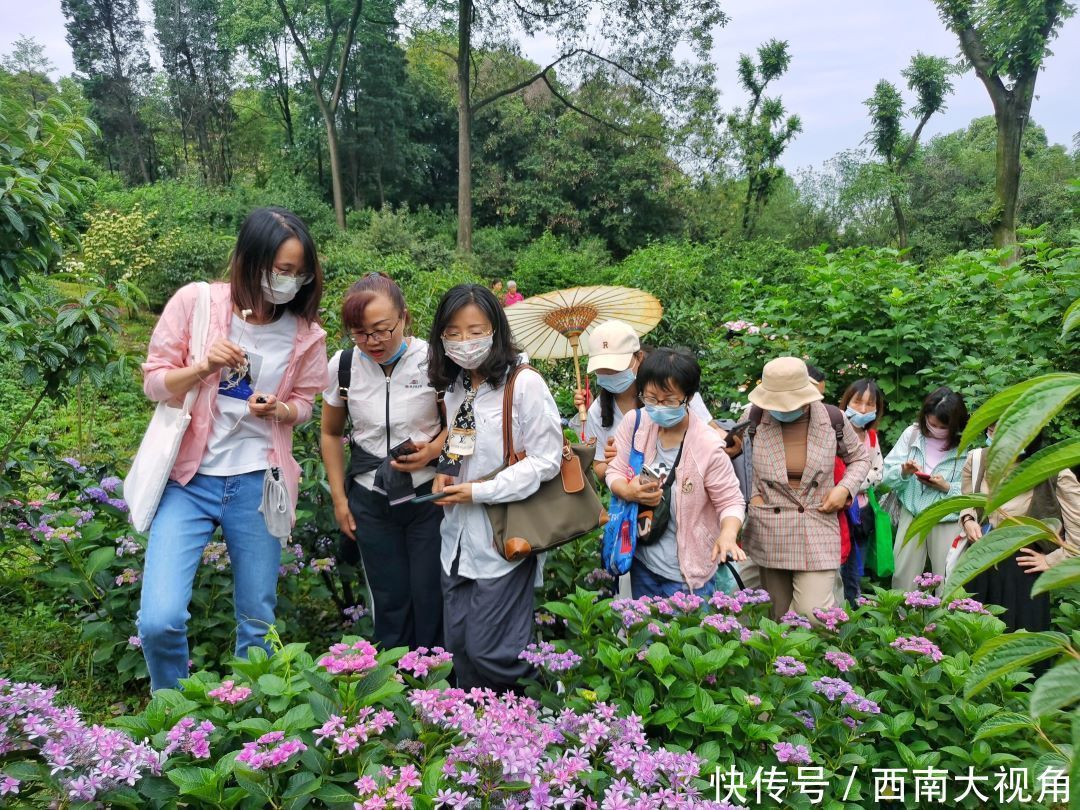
[571,338,588,431]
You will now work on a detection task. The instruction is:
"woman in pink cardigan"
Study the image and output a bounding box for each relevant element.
[137,207,328,691]
[606,348,745,598]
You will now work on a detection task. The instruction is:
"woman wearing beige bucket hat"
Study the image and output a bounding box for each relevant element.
[741,357,871,622]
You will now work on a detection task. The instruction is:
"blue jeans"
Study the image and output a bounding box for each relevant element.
[138,472,281,691]
[630,558,717,600]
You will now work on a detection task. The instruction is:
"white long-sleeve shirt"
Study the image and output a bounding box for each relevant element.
[440,365,563,579]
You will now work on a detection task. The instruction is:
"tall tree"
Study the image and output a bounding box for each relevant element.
[153,0,237,184]
[727,39,802,237]
[864,53,955,249]
[61,0,155,183]
[273,0,364,229]
[225,0,297,148]
[934,0,1074,253]
[1,36,55,105]
[414,0,726,252]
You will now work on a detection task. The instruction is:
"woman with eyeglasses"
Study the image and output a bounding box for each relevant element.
[137,207,328,691]
[427,284,563,692]
[320,273,448,652]
[606,348,746,599]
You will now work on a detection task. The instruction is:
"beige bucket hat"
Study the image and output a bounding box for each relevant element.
[748,357,824,411]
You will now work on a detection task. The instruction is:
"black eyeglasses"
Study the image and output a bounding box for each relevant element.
[350,317,403,344]
[639,394,688,408]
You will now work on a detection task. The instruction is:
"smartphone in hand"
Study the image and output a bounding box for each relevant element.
[390,438,419,459]
[914,471,933,482]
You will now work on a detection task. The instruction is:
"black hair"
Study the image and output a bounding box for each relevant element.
[806,363,826,383]
[427,284,521,391]
[839,378,887,427]
[227,207,322,323]
[636,347,701,403]
[918,386,969,450]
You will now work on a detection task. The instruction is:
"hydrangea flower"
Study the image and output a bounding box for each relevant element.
[779,611,812,630]
[948,597,991,615]
[700,613,752,642]
[343,605,368,623]
[913,572,944,590]
[824,651,856,672]
[890,635,943,662]
[398,647,453,678]
[774,656,807,677]
[519,641,583,673]
[314,708,396,753]
[310,557,335,574]
[903,591,941,609]
[773,742,812,765]
[319,639,379,676]
[235,731,307,770]
[812,605,849,632]
[793,710,816,730]
[164,718,215,759]
[207,680,252,705]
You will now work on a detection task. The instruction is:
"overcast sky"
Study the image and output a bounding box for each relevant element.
[4,0,1077,171]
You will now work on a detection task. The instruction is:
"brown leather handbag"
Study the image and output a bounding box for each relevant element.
[484,365,605,561]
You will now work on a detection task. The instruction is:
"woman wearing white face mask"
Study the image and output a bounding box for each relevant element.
[572,320,716,480]
[836,378,886,604]
[882,386,970,592]
[427,284,564,692]
[137,207,328,691]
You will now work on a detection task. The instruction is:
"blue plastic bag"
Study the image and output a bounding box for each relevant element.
[601,411,644,577]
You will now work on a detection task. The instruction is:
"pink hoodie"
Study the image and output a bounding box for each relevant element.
[606,409,746,590]
[141,281,328,524]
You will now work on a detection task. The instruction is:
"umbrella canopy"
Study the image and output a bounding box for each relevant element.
[504,285,663,361]
[504,286,663,430]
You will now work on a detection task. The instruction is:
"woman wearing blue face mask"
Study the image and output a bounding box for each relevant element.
[836,378,886,603]
[741,357,872,622]
[573,320,715,480]
[320,273,448,652]
[606,348,746,599]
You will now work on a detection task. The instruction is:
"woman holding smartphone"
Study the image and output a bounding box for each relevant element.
[881,386,969,591]
[320,273,447,652]
[428,284,564,692]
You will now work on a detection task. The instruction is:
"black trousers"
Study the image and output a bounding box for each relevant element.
[346,480,444,651]
[442,552,538,692]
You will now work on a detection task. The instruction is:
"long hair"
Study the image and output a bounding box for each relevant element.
[427,284,520,390]
[227,207,322,323]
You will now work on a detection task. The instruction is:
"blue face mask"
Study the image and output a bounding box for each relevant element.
[768,408,806,423]
[645,404,687,428]
[363,339,407,366]
[845,407,876,429]
[596,369,635,394]
[985,432,994,447]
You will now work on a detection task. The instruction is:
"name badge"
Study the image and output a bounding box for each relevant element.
[448,428,476,457]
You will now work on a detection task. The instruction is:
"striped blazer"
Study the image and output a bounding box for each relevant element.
[741,402,871,571]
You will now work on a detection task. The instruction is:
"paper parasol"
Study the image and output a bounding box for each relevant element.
[504,285,664,428]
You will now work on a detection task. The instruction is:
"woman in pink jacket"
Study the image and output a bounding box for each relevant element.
[137,207,328,691]
[606,348,746,598]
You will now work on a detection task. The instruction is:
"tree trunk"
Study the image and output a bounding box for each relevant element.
[323,108,347,229]
[889,190,908,250]
[456,0,473,253]
[992,100,1025,254]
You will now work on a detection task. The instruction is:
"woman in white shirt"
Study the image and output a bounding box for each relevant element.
[321,273,447,652]
[428,284,563,692]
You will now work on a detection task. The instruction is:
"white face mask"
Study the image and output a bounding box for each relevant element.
[444,334,493,369]
[261,272,302,305]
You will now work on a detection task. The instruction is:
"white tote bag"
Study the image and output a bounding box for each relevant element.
[945,448,986,580]
[124,282,212,533]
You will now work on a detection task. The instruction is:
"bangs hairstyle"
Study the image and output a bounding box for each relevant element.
[427,284,520,391]
[228,207,322,323]
[918,386,969,449]
[342,272,409,333]
[636,347,701,402]
[839,378,886,427]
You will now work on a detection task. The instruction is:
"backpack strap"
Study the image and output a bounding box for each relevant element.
[746,405,764,440]
[338,347,354,401]
[823,403,850,461]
